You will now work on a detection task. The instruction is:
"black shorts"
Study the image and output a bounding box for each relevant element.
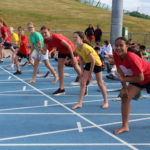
[95,38,101,43]
[0,37,3,43]
[84,63,102,73]
[3,42,12,49]
[58,52,75,59]
[17,52,30,60]
[130,82,150,93]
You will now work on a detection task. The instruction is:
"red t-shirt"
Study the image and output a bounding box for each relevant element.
[18,35,30,55]
[0,26,11,42]
[44,33,75,54]
[113,51,150,85]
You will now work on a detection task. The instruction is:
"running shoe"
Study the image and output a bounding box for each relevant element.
[13,70,22,75]
[52,88,65,96]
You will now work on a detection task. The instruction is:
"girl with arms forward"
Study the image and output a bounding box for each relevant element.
[72,31,109,109]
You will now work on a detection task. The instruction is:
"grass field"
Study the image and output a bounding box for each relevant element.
[0,0,150,45]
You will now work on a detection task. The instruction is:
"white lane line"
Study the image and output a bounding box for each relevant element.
[0,94,42,96]
[0,143,127,146]
[76,122,83,133]
[0,96,122,112]
[0,99,103,112]
[0,143,149,146]
[0,82,21,83]
[0,86,82,94]
[0,66,138,150]
[0,105,46,112]
[0,116,149,142]
[0,113,150,116]
[8,76,12,80]
[0,74,77,82]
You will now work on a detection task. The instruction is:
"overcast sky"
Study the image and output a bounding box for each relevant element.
[100,0,150,15]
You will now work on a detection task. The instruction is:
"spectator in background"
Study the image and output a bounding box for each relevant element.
[103,40,112,55]
[94,24,102,45]
[84,24,95,44]
[140,45,150,62]
[103,40,113,73]
[127,38,133,45]
[94,46,105,70]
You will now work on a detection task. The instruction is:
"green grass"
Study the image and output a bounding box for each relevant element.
[0,0,150,46]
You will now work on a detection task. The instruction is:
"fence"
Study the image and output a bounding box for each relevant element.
[53,30,150,48]
[79,0,111,11]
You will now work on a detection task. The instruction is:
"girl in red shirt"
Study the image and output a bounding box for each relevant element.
[40,26,81,95]
[0,19,15,65]
[113,37,150,134]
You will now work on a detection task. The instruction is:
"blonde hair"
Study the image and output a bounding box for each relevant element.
[27,22,34,27]
[9,27,14,32]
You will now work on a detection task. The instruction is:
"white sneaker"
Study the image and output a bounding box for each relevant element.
[37,73,43,77]
[70,81,80,86]
[64,73,70,77]
[113,97,121,101]
[90,80,97,85]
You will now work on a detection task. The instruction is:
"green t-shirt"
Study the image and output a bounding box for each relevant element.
[30,32,44,51]
[143,51,150,62]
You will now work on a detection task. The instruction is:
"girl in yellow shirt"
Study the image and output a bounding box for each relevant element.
[72,31,109,109]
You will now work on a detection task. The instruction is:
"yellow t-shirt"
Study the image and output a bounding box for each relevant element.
[12,32,19,43]
[75,43,102,66]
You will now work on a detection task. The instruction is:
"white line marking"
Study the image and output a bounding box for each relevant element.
[22,86,26,91]
[0,114,149,142]
[0,113,149,116]
[0,94,42,96]
[44,100,48,107]
[0,99,102,112]
[0,82,21,83]
[0,105,45,112]
[0,66,138,150]
[8,76,12,80]
[0,143,127,146]
[77,122,83,133]
[0,143,149,146]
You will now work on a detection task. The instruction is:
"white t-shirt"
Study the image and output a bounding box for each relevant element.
[103,44,112,55]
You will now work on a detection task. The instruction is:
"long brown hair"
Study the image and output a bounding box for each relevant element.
[0,18,8,27]
[74,31,92,46]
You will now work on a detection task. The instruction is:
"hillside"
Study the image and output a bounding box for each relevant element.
[0,0,150,44]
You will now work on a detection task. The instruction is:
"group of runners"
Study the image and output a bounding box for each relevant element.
[1,18,150,135]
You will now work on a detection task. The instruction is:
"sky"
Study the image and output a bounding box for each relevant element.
[100,0,150,15]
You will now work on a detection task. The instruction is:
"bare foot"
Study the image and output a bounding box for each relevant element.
[72,103,82,110]
[28,80,36,84]
[52,76,59,83]
[114,127,129,134]
[101,103,109,109]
